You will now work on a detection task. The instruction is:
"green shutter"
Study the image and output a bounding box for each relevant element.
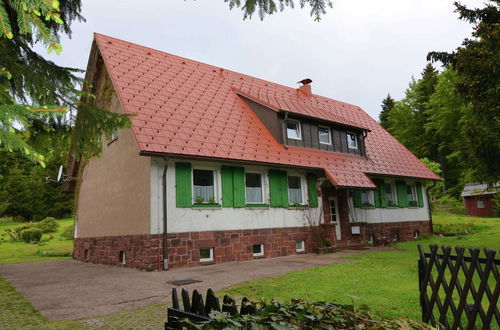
[175,162,192,207]
[269,170,287,207]
[307,174,318,207]
[233,167,245,207]
[354,190,362,207]
[416,182,424,207]
[396,180,408,207]
[221,166,234,207]
[378,180,387,207]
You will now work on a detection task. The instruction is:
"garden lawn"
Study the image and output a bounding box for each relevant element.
[0,218,74,265]
[222,212,500,321]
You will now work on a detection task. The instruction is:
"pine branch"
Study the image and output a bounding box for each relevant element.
[0,1,13,38]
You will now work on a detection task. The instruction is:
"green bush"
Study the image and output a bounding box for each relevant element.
[433,222,478,236]
[1,224,33,242]
[35,217,59,233]
[177,299,431,329]
[20,228,43,243]
[61,223,74,240]
[434,195,466,214]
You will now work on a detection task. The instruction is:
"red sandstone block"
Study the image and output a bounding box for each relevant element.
[194,239,217,248]
[177,232,190,239]
[190,232,200,240]
[215,247,226,257]
[199,231,213,239]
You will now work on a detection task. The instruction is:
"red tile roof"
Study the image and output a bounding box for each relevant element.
[94,33,440,188]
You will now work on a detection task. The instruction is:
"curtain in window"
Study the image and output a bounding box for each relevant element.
[246,187,263,203]
[193,185,214,201]
[288,189,302,204]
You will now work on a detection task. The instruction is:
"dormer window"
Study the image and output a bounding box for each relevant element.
[318,126,332,145]
[286,120,302,140]
[347,132,358,149]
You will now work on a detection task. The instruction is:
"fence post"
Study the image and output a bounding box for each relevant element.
[418,258,427,322]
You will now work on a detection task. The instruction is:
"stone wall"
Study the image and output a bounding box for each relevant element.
[74,226,309,270]
[364,220,431,244]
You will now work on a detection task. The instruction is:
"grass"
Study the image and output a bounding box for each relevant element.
[0,218,74,265]
[221,210,500,321]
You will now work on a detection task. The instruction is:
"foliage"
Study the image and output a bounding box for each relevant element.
[420,157,444,199]
[61,222,74,240]
[1,225,31,241]
[178,299,431,329]
[225,0,333,21]
[20,227,42,243]
[433,222,478,236]
[36,217,59,233]
[427,0,500,185]
[434,195,466,215]
[379,93,395,129]
[195,196,205,204]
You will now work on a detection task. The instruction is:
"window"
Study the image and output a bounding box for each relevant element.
[385,182,397,206]
[318,126,332,145]
[288,176,302,204]
[406,184,417,203]
[193,169,215,203]
[477,199,485,209]
[296,240,305,252]
[367,234,374,244]
[286,120,301,140]
[392,232,398,242]
[347,132,358,149]
[361,190,374,206]
[200,248,214,262]
[253,244,264,257]
[414,230,419,239]
[245,173,263,203]
[119,251,126,264]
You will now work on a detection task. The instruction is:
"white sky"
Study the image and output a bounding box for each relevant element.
[39,0,481,119]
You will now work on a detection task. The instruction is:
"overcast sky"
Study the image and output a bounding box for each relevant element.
[40,0,482,119]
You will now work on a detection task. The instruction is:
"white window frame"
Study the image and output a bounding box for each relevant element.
[296,240,305,252]
[360,190,375,206]
[476,199,485,209]
[252,244,264,257]
[245,171,265,204]
[347,132,358,149]
[406,183,417,203]
[192,167,218,204]
[286,119,302,140]
[318,126,332,145]
[385,181,398,206]
[287,173,307,205]
[199,248,214,262]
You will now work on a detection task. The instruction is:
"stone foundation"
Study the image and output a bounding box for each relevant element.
[74,226,309,270]
[364,220,431,245]
[73,221,431,270]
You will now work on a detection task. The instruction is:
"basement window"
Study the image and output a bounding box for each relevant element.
[392,233,398,242]
[347,132,358,149]
[286,120,302,140]
[318,126,332,145]
[367,234,374,244]
[200,248,214,262]
[414,230,419,239]
[253,244,264,257]
[119,251,126,265]
[296,240,305,252]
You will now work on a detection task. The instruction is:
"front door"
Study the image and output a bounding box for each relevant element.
[329,197,341,240]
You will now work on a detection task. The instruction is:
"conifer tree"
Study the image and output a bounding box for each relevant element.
[379,94,395,129]
[226,0,333,20]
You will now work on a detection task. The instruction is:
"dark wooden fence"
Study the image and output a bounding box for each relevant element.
[165,288,256,329]
[418,244,499,329]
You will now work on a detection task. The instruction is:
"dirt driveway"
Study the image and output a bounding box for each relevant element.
[0,248,385,321]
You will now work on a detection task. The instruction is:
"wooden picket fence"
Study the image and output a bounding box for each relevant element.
[418,244,499,329]
[165,288,256,329]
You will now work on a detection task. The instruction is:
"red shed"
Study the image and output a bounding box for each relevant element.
[461,183,498,217]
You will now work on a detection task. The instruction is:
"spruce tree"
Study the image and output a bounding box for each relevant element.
[379,94,395,129]
[226,0,333,20]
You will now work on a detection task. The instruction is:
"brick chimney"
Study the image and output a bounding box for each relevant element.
[297,78,312,96]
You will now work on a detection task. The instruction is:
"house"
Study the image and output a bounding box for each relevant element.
[72,34,440,270]
[461,183,499,217]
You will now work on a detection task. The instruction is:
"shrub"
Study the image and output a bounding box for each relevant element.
[177,299,431,329]
[433,223,477,236]
[1,224,33,241]
[434,195,466,214]
[35,217,59,233]
[20,228,43,243]
[61,223,75,240]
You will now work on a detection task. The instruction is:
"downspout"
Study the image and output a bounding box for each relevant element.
[426,181,436,235]
[162,158,169,270]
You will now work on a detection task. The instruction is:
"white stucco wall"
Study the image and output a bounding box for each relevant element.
[150,158,323,234]
[350,188,430,224]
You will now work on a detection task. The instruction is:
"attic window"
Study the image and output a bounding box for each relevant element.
[286,120,302,140]
[318,126,332,145]
[347,132,358,149]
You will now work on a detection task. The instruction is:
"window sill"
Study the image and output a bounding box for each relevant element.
[245,204,269,209]
[360,205,376,209]
[253,255,265,259]
[199,260,215,265]
[191,204,221,209]
[408,206,420,209]
[287,205,309,209]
